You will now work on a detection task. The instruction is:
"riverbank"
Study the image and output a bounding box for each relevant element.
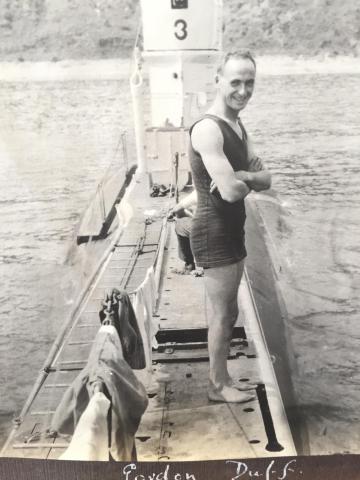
[0,0,359,61]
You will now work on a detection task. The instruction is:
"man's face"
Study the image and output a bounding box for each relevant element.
[217,57,256,113]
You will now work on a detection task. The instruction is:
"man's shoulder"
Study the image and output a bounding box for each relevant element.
[191,117,223,141]
[191,118,224,154]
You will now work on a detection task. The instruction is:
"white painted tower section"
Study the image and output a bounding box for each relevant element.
[140,0,223,128]
[141,0,222,51]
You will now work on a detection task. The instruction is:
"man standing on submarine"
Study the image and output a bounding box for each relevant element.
[189,50,272,402]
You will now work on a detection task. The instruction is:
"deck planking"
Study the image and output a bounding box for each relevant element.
[2,173,296,460]
[2,173,169,459]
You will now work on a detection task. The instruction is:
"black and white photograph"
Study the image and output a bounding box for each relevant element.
[0,0,359,471]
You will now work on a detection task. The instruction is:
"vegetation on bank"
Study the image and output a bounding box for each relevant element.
[0,0,359,61]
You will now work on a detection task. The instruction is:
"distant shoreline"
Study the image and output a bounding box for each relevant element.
[0,56,360,82]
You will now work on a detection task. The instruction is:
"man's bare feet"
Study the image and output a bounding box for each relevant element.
[208,385,255,403]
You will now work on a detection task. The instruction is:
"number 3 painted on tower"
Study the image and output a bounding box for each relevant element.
[174,19,188,40]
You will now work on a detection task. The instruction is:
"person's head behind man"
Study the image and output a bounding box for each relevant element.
[215,50,256,115]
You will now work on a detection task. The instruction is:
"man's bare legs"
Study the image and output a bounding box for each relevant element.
[204,259,255,402]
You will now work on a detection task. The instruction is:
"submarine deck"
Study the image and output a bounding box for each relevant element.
[1,173,296,460]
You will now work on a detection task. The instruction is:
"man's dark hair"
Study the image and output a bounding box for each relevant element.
[217,50,256,74]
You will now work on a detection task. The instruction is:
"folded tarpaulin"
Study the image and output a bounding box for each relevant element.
[99,289,146,370]
[50,325,149,461]
[60,392,110,461]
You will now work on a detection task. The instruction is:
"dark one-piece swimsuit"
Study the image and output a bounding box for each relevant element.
[189,114,249,269]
